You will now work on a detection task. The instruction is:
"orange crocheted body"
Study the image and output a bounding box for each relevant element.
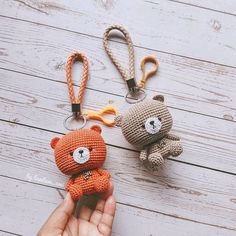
[51,125,110,200]
[66,168,110,200]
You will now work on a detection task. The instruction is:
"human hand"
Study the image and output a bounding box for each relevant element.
[38,183,116,236]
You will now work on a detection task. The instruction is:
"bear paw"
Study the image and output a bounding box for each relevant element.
[170,142,183,157]
[68,185,83,201]
[94,176,110,193]
[140,150,147,162]
[148,153,164,167]
[65,179,74,192]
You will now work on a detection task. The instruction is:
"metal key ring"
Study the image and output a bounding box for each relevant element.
[63,114,87,131]
[125,88,146,104]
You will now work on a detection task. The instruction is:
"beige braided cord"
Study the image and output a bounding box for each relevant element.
[66,52,89,105]
[103,25,135,81]
[103,25,159,92]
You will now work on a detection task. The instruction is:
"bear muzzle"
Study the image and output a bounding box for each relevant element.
[73,147,90,164]
[144,117,162,134]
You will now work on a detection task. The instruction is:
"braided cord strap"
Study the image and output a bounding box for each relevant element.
[103,25,135,82]
[103,25,158,103]
[66,52,89,107]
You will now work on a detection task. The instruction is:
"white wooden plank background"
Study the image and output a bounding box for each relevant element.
[168,0,236,15]
[1,0,236,66]
[1,17,236,121]
[0,1,236,235]
[1,70,236,174]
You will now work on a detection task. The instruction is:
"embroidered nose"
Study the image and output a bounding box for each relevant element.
[150,120,154,125]
[79,150,84,154]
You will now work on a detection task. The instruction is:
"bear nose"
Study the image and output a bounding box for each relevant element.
[150,120,154,125]
[79,150,84,154]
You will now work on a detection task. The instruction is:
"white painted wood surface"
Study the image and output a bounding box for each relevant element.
[1,70,236,174]
[0,0,236,235]
[1,177,235,236]
[1,0,236,66]
[170,0,236,15]
[1,120,236,230]
[1,17,236,121]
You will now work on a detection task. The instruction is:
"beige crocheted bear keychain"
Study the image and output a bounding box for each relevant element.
[103,25,183,171]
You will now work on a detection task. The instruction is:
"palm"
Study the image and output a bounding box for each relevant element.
[78,220,102,236]
[62,216,103,236]
[63,200,113,236]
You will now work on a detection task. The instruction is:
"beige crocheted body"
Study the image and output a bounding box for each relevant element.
[140,134,183,170]
[115,95,183,171]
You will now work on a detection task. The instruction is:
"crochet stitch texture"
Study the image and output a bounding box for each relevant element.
[51,125,110,200]
[115,95,183,170]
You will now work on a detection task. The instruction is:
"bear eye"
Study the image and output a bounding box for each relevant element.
[88,147,93,152]
[158,117,162,122]
[70,151,74,156]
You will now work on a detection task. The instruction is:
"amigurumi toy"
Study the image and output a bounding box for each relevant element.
[115,95,183,170]
[51,125,110,200]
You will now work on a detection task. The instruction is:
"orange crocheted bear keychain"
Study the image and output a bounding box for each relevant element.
[51,52,115,200]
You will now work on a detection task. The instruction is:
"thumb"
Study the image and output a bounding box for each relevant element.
[38,193,75,235]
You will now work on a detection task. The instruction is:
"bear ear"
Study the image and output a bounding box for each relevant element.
[50,137,60,149]
[91,125,102,134]
[114,115,123,127]
[153,95,164,103]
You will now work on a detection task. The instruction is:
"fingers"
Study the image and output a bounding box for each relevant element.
[80,182,114,225]
[101,182,114,200]
[98,195,116,236]
[78,205,93,221]
[101,196,116,226]
[38,193,75,235]
[89,199,105,225]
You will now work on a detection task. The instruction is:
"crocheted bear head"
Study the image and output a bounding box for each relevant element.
[115,95,173,147]
[50,125,106,175]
